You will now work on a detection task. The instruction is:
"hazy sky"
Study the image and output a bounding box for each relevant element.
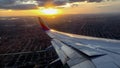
[0,0,120,16]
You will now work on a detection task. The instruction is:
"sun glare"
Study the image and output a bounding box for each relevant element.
[40,8,60,15]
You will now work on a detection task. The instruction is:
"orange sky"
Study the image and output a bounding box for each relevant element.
[0,10,40,16]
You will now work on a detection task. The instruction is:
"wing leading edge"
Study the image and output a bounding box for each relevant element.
[38,17,120,68]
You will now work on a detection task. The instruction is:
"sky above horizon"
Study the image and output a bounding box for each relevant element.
[0,0,120,16]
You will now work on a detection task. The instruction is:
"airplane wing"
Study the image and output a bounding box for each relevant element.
[38,17,120,68]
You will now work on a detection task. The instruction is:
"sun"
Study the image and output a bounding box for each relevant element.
[40,8,60,15]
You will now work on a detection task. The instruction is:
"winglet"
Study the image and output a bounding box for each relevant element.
[38,17,50,31]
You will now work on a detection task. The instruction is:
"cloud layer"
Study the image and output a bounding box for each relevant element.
[0,0,38,9]
[0,0,111,9]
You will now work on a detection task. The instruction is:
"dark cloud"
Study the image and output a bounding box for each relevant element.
[52,0,103,6]
[36,0,52,2]
[0,4,38,9]
[68,0,103,3]
[53,1,66,6]
[69,0,84,2]
[87,0,103,2]
[0,0,15,5]
[0,0,38,9]
[36,0,53,5]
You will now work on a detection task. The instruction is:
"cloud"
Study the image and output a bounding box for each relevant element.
[54,0,104,7]
[87,0,103,2]
[53,1,66,6]
[0,0,15,5]
[0,0,110,9]
[0,4,38,9]
[0,0,38,9]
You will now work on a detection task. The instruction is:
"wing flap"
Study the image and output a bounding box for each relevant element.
[52,39,95,68]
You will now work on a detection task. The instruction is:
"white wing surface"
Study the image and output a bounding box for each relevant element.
[38,17,120,68]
